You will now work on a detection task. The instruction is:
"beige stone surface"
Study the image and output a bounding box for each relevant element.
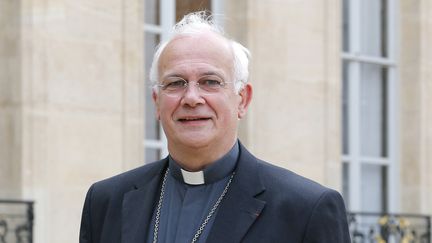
[22,108,128,242]
[226,0,342,188]
[418,0,432,215]
[399,0,432,215]
[0,108,22,198]
[0,0,22,199]
[0,0,144,242]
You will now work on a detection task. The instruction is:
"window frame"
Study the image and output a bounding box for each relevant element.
[342,0,400,213]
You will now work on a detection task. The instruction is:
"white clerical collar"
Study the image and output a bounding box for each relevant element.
[168,141,239,185]
[180,169,205,185]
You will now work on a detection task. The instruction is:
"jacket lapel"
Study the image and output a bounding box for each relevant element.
[121,161,167,243]
[206,144,266,243]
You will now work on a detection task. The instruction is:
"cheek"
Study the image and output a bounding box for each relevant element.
[212,97,241,120]
[158,98,179,117]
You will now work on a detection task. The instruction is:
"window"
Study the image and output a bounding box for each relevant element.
[342,0,399,212]
[143,0,223,163]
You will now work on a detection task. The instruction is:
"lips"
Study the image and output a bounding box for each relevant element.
[178,117,211,122]
[177,116,212,124]
[178,117,210,121]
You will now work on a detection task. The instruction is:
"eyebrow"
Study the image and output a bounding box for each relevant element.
[201,71,223,77]
[162,71,225,80]
[163,74,184,79]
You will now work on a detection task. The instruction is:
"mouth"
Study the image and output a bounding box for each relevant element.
[177,117,211,123]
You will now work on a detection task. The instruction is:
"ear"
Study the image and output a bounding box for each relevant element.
[237,83,253,119]
[152,89,161,120]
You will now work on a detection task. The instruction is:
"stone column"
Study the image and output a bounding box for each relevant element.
[225,0,343,190]
[400,0,432,215]
[1,0,144,242]
[0,0,23,199]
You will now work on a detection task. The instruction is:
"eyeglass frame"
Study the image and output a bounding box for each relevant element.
[155,75,234,96]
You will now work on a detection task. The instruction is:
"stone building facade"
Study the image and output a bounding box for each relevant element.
[0,0,431,242]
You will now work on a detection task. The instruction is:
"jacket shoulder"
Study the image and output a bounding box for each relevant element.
[255,159,341,203]
[90,160,165,199]
[253,159,350,241]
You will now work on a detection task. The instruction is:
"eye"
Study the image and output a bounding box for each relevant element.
[163,79,186,90]
[199,79,223,87]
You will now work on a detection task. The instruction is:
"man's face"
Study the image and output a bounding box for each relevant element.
[153,32,251,152]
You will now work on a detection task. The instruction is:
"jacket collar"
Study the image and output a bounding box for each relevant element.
[121,142,266,243]
[206,142,266,243]
[121,160,167,243]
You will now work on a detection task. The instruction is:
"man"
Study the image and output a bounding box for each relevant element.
[80,11,351,243]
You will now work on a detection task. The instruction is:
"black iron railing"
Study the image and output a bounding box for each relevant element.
[348,212,431,243]
[2,200,432,243]
[0,200,34,243]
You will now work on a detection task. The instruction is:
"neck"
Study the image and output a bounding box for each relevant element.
[168,139,237,171]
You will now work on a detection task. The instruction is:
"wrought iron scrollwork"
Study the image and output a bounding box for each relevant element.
[0,219,7,243]
[15,223,30,243]
[0,200,33,243]
[348,212,431,243]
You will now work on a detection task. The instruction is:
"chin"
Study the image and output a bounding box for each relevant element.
[173,134,214,149]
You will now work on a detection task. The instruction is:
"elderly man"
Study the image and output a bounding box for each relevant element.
[79,12,351,243]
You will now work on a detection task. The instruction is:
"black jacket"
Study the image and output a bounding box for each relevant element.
[79,143,351,243]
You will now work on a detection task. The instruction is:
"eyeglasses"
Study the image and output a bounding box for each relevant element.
[156,75,232,95]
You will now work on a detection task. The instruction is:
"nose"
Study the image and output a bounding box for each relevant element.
[180,82,205,107]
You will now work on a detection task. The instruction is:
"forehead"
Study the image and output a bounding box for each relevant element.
[158,32,234,79]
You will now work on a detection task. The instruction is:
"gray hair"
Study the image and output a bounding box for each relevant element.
[149,11,250,93]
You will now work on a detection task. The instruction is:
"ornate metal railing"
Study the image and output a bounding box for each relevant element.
[0,200,34,243]
[348,212,431,243]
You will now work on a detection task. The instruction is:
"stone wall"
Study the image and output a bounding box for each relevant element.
[225,0,343,190]
[400,0,432,215]
[0,0,23,199]
[1,0,144,242]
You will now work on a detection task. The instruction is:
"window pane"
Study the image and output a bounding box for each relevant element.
[342,162,350,208]
[176,0,211,22]
[145,88,160,140]
[145,33,161,140]
[146,148,160,163]
[360,0,387,57]
[361,164,387,212]
[342,61,349,155]
[342,0,349,52]
[145,0,160,25]
[360,63,387,157]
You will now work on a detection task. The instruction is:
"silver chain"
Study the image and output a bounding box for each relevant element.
[152,168,235,243]
[153,168,170,243]
[191,172,235,243]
